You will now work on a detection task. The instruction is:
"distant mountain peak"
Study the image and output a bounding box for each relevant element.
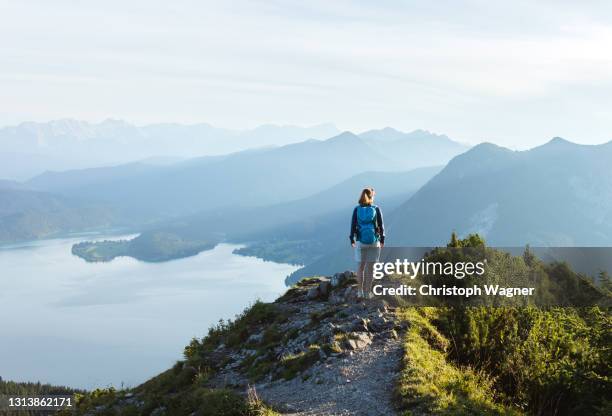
[467,141,509,153]
[545,136,573,145]
[358,128,460,146]
[359,127,404,140]
[326,131,361,143]
[531,137,580,153]
[381,126,402,134]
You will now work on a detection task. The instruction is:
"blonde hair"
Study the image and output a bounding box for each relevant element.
[358,188,374,205]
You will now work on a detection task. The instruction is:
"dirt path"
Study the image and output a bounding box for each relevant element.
[257,337,403,416]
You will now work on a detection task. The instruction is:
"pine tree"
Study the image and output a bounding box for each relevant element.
[448,231,459,248]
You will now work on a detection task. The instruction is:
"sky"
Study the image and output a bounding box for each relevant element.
[2,0,612,149]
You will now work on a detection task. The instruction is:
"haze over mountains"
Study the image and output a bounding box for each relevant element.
[4,117,612,277]
[388,137,612,246]
[0,119,340,180]
[24,129,467,221]
[0,187,117,243]
[285,138,612,282]
[0,122,467,244]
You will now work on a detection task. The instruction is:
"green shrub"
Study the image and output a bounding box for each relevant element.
[396,308,515,415]
[278,346,321,380]
[437,306,611,415]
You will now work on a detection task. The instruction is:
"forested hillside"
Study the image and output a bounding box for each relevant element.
[0,188,117,243]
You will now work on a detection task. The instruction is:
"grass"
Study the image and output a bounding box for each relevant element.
[64,300,288,415]
[396,308,520,416]
[278,345,322,380]
[66,366,280,416]
[309,307,338,324]
[188,301,282,356]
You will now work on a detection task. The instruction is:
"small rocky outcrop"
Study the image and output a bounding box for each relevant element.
[207,271,405,390]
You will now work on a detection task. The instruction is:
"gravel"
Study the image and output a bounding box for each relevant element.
[257,337,402,416]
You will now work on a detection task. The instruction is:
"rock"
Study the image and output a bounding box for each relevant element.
[288,318,309,330]
[368,316,391,332]
[307,287,319,300]
[352,332,372,349]
[331,273,342,287]
[253,354,267,365]
[247,332,263,344]
[151,407,166,416]
[369,298,388,310]
[328,292,344,304]
[343,287,357,303]
[345,338,358,350]
[352,317,369,332]
[394,321,409,331]
[318,280,331,296]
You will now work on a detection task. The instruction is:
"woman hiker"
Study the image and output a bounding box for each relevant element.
[350,187,385,299]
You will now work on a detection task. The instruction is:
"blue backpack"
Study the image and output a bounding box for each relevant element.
[357,205,378,244]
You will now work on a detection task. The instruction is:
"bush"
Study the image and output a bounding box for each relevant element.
[396,308,515,415]
[436,306,611,415]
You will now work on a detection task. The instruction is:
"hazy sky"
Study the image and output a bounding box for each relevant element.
[2,0,612,148]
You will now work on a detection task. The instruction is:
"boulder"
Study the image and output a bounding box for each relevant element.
[328,292,344,304]
[307,287,319,300]
[247,332,263,344]
[353,332,372,349]
[343,287,357,303]
[368,316,390,332]
[344,338,358,350]
[352,317,369,332]
[318,280,331,296]
[343,332,372,350]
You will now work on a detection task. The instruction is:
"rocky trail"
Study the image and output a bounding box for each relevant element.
[209,271,407,416]
[257,336,402,416]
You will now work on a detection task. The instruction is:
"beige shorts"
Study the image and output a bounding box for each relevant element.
[354,241,381,262]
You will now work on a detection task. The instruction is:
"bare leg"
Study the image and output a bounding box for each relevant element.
[363,262,374,297]
[357,261,366,297]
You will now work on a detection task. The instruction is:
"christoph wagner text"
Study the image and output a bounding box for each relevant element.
[372,285,536,298]
[372,259,486,280]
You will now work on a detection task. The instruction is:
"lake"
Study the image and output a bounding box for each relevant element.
[0,235,299,389]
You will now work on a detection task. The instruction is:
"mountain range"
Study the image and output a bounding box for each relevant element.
[5,121,612,276]
[0,119,340,180]
[24,129,467,221]
[0,125,465,246]
[286,137,612,282]
[388,137,612,246]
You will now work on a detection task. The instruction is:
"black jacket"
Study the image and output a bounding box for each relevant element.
[350,204,385,244]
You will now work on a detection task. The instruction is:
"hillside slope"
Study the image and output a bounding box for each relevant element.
[59,246,611,416]
[71,167,439,263]
[27,132,395,220]
[0,188,117,243]
[388,138,612,246]
[360,127,468,168]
